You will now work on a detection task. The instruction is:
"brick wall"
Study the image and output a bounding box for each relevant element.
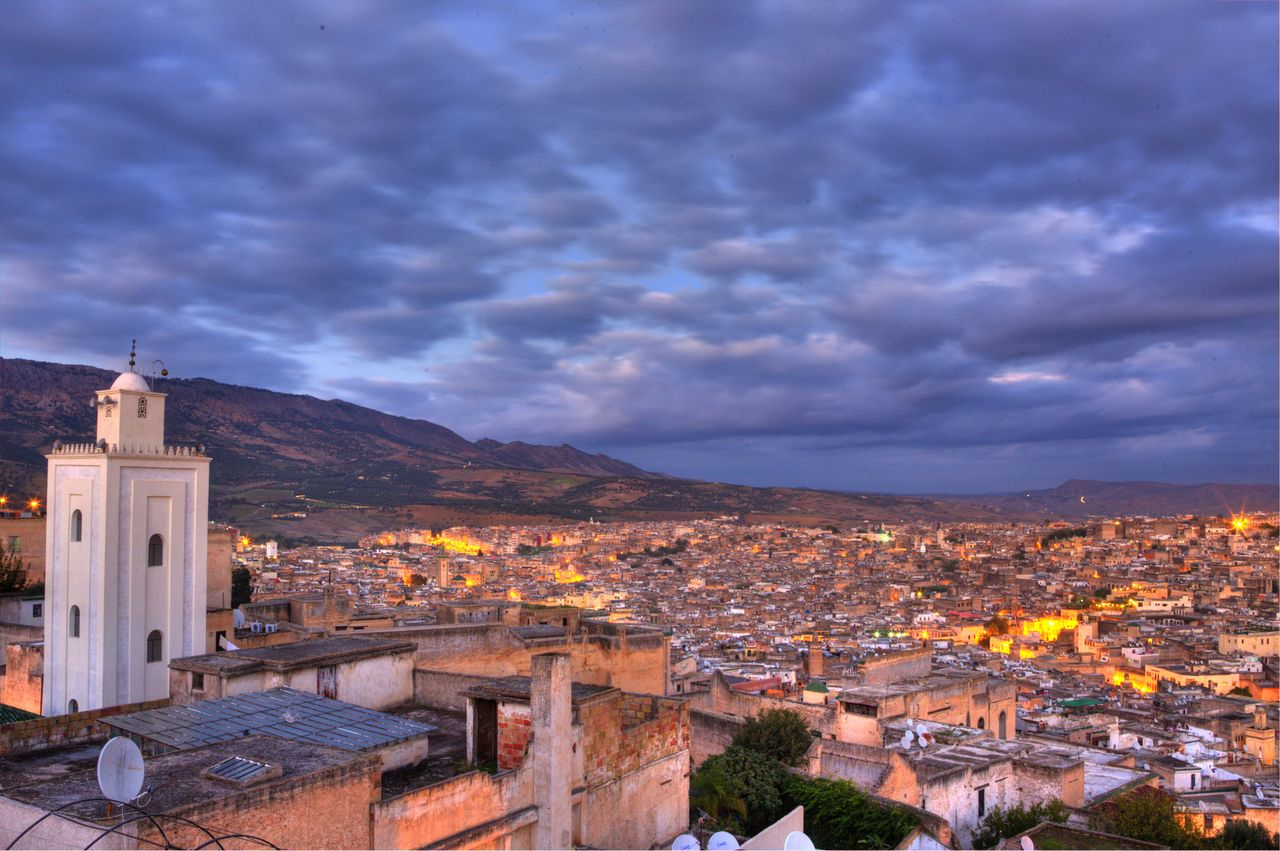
[497,702,533,771]
[0,697,169,756]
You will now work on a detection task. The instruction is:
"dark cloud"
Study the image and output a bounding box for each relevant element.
[1,0,1274,491]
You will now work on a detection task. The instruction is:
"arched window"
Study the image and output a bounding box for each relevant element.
[70,509,82,542]
[998,710,1008,739]
[67,699,79,714]
[147,534,163,567]
[146,630,163,663]
[977,716,986,730]
[70,605,80,638]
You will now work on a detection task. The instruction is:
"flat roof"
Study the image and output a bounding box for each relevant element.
[5,734,371,822]
[101,687,435,753]
[170,636,414,674]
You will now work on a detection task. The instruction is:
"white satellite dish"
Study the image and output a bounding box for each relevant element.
[672,833,700,850]
[783,831,816,851]
[233,608,246,629]
[899,731,913,749]
[708,831,739,850]
[97,737,145,803]
[1020,835,1036,851]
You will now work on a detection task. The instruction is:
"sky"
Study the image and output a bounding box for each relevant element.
[1,1,1276,493]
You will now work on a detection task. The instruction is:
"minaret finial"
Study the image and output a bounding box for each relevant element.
[129,339,137,371]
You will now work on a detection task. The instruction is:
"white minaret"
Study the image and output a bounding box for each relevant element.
[43,344,210,715]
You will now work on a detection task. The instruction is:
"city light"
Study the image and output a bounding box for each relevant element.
[1231,516,1249,532]
[28,498,40,511]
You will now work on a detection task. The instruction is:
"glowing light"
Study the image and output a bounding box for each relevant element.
[239,536,251,548]
[426,533,484,555]
[0,496,8,507]
[464,576,480,587]
[28,498,40,511]
[554,566,585,584]
[1231,516,1249,532]
[507,587,522,601]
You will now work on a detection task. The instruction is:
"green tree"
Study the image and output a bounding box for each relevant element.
[983,615,1011,636]
[1213,820,1277,850]
[0,549,32,593]
[1090,787,1205,849]
[972,799,1069,849]
[231,567,253,608]
[781,774,916,850]
[697,746,789,835]
[732,708,813,766]
[689,759,748,834]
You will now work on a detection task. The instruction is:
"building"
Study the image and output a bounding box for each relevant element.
[42,355,211,714]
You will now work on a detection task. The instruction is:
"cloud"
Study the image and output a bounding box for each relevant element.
[0,0,1274,491]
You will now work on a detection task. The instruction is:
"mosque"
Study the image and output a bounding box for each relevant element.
[41,345,211,715]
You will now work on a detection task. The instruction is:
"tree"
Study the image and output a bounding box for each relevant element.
[781,774,916,850]
[0,549,32,594]
[231,567,253,608]
[983,615,1010,636]
[972,799,1069,849]
[696,746,789,835]
[1213,820,1277,850]
[1090,787,1205,849]
[689,761,747,833]
[732,708,813,766]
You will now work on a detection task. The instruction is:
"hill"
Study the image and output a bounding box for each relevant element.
[941,479,1277,519]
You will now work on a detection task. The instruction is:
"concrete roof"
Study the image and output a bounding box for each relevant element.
[4,734,372,823]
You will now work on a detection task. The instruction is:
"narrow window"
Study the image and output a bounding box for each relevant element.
[977,716,986,730]
[146,629,163,663]
[68,699,79,714]
[998,710,1007,739]
[147,534,163,567]
[32,603,42,619]
[137,396,148,418]
[191,672,204,691]
[978,788,986,818]
[70,509,82,542]
[70,605,80,637]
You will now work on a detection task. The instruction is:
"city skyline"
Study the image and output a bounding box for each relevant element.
[1,1,1276,492]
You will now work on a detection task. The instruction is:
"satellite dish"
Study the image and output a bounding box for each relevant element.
[672,834,700,850]
[233,608,246,629]
[1020,836,1036,851]
[97,737,145,803]
[899,732,913,749]
[783,831,816,851]
[708,831,740,850]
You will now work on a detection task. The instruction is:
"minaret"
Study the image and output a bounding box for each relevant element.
[43,343,210,714]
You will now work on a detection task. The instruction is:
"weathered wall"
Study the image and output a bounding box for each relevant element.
[0,641,44,713]
[498,702,533,771]
[580,749,689,850]
[690,707,745,767]
[205,527,234,610]
[0,518,46,585]
[414,668,494,711]
[0,797,129,850]
[368,621,668,696]
[861,647,932,686]
[372,763,534,850]
[689,671,835,733]
[141,758,381,850]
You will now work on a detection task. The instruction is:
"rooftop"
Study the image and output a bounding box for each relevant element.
[169,635,414,674]
[101,687,435,753]
[462,676,618,706]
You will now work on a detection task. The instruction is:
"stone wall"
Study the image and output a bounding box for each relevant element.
[579,749,689,850]
[860,646,933,686]
[0,697,169,755]
[690,707,745,767]
[582,694,688,787]
[0,517,46,585]
[414,668,494,711]
[0,624,42,667]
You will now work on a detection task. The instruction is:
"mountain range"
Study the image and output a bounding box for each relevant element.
[2,358,1273,543]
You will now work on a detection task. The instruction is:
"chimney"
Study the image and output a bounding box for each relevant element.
[532,653,573,849]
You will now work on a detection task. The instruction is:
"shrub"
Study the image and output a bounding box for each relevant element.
[732,708,813,766]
